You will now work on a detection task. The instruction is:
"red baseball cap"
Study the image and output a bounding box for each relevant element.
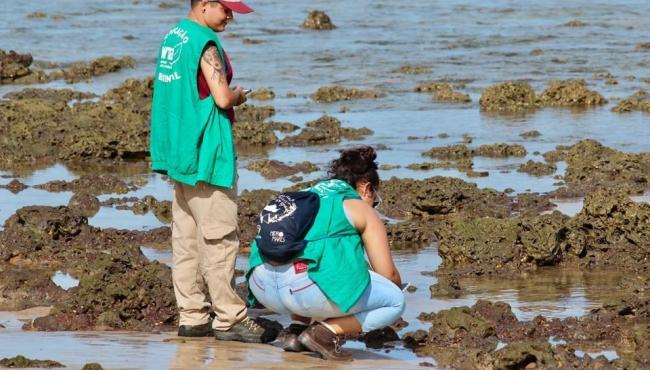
[219,0,253,14]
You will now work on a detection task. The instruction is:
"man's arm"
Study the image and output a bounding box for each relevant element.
[199,44,245,109]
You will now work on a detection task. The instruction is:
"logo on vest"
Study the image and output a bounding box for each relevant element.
[260,194,298,224]
[270,231,286,243]
[158,26,190,82]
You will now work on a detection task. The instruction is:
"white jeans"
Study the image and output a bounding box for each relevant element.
[249,262,405,332]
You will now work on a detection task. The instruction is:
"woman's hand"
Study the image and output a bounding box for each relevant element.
[232,85,247,106]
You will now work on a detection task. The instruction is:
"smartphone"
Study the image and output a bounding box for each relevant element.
[243,88,252,95]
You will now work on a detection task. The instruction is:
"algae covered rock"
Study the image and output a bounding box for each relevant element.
[0,49,49,84]
[479,81,537,111]
[233,121,278,146]
[248,88,275,101]
[537,79,607,107]
[302,10,336,30]
[434,213,568,273]
[517,160,556,176]
[545,139,650,195]
[0,78,153,171]
[565,188,650,266]
[423,144,472,160]
[612,90,650,113]
[246,160,318,180]
[54,56,136,83]
[311,86,383,103]
[415,82,470,103]
[31,248,176,331]
[474,143,527,158]
[0,355,64,368]
[380,176,512,220]
[280,115,372,146]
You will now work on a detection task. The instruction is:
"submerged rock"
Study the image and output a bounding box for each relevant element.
[268,121,299,133]
[415,82,470,103]
[68,193,101,218]
[361,327,400,349]
[395,64,431,74]
[517,160,556,176]
[311,86,383,103]
[519,130,542,139]
[34,174,136,195]
[302,10,336,30]
[429,276,466,298]
[0,179,28,194]
[612,90,650,113]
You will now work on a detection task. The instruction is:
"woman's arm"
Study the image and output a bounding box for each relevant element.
[344,199,402,286]
[199,44,245,109]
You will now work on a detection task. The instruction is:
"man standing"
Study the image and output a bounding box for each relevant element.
[150,0,274,343]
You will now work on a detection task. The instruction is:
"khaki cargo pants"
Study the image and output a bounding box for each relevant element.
[171,181,246,330]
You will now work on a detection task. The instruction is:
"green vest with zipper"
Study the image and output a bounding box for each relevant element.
[150,18,236,188]
[246,179,371,312]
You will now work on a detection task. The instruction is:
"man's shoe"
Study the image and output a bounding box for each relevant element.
[282,323,309,352]
[297,322,353,361]
[214,317,278,343]
[178,322,213,337]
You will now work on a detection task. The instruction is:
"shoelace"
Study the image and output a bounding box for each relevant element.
[242,318,262,331]
[332,336,343,353]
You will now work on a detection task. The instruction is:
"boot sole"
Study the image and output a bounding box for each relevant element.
[214,332,263,343]
[298,332,353,361]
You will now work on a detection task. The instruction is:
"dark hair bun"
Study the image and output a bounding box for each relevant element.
[328,146,379,188]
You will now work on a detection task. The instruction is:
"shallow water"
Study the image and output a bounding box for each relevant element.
[2,0,649,368]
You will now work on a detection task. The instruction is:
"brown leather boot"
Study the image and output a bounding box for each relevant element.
[297,323,353,361]
[283,323,309,352]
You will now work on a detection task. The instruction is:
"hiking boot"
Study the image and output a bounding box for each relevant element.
[178,321,213,337]
[298,323,353,361]
[214,317,278,343]
[282,323,309,352]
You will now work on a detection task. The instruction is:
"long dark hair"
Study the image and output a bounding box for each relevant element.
[327,146,379,189]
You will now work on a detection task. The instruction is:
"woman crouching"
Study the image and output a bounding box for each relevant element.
[245,146,405,361]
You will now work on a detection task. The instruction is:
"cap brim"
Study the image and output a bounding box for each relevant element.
[220,1,254,14]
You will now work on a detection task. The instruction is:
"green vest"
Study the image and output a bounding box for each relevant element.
[246,179,371,312]
[150,19,236,188]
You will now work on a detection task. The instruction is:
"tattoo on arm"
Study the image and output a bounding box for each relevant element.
[202,45,225,84]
